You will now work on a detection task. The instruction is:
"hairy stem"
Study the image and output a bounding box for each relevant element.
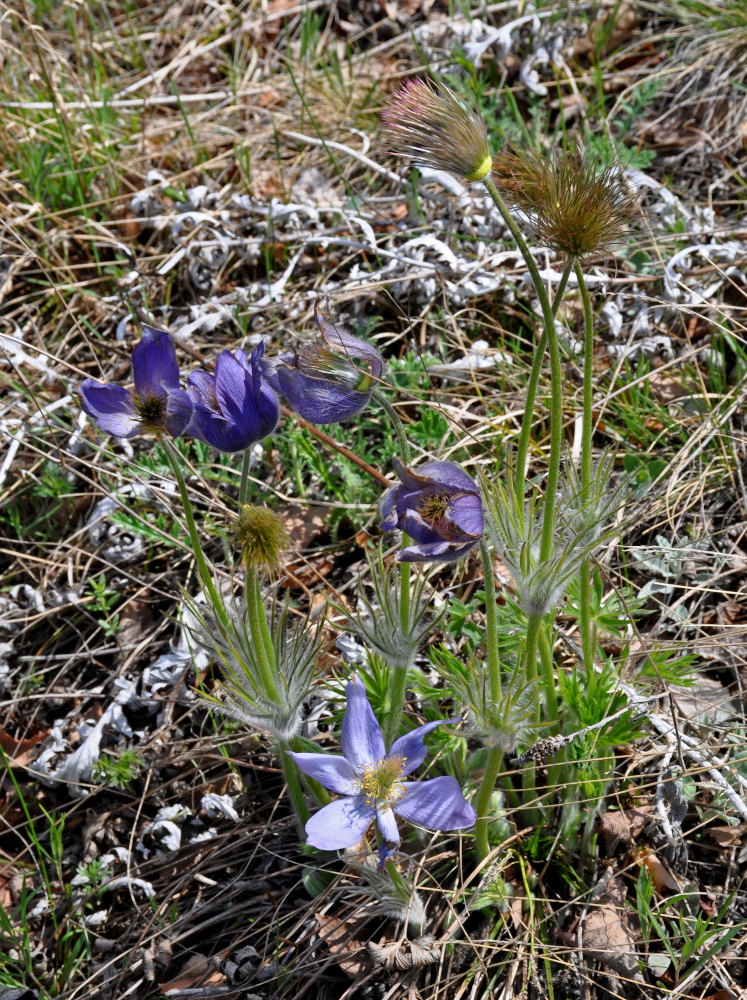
[239,446,252,507]
[244,570,278,699]
[479,539,501,702]
[482,177,564,566]
[279,742,310,830]
[163,439,228,627]
[383,663,409,749]
[575,259,595,681]
[474,746,504,862]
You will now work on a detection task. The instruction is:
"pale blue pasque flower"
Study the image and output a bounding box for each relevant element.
[79,326,192,438]
[187,342,279,452]
[288,676,475,850]
[260,300,383,424]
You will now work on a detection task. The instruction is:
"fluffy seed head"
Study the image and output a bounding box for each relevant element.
[235,505,290,575]
[492,146,637,257]
[382,78,492,182]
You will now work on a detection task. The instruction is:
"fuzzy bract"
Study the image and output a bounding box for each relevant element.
[288,677,475,850]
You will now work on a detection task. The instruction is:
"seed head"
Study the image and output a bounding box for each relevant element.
[235,505,289,575]
[492,146,637,257]
[382,78,492,182]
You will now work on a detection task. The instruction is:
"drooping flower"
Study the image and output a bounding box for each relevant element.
[260,300,383,424]
[187,342,279,453]
[491,146,637,257]
[382,78,492,182]
[79,326,193,439]
[288,676,475,851]
[380,458,484,563]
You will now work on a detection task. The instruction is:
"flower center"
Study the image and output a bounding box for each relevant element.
[359,755,406,808]
[135,393,167,431]
[418,491,451,527]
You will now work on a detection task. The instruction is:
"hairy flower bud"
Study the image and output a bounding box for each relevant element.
[383,78,492,182]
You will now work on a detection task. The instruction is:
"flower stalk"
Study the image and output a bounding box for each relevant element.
[575,259,596,680]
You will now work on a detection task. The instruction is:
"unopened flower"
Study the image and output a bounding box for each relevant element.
[492,146,636,257]
[380,458,484,563]
[79,326,192,438]
[288,676,475,850]
[187,343,279,452]
[383,78,492,182]
[235,505,290,575]
[261,301,383,424]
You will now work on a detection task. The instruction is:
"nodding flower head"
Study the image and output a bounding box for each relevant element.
[260,301,383,424]
[380,458,484,563]
[79,326,193,439]
[186,342,279,453]
[235,505,290,576]
[492,146,637,257]
[382,78,492,182]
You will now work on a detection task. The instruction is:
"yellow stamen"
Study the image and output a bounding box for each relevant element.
[359,755,407,808]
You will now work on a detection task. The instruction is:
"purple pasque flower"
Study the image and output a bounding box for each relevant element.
[288,676,475,851]
[260,300,383,424]
[380,457,484,563]
[186,342,279,453]
[79,326,192,439]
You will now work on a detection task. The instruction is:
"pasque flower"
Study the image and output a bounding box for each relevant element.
[382,78,492,182]
[260,301,383,424]
[380,458,484,563]
[79,326,192,438]
[187,342,279,452]
[288,677,475,850]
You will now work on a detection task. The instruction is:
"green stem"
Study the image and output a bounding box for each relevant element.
[522,612,542,815]
[575,259,595,681]
[514,258,574,500]
[482,177,564,565]
[239,446,252,507]
[374,389,411,464]
[375,388,412,747]
[163,438,228,627]
[244,569,278,697]
[279,742,310,829]
[479,539,501,702]
[537,625,559,730]
[383,663,409,750]
[474,746,503,861]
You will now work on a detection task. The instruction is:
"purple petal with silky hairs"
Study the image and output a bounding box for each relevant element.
[79,381,140,438]
[132,326,180,399]
[392,457,479,495]
[376,807,400,843]
[379,488,398,531]
[314,301,383,379]
[390,720,456,774]
[274,366,370,423]
[446,492,484,537]
[285,752,359,796]
[304,795,374,850]
[398,540,457,563]
[341,676,385,771]
[395,776,476,830]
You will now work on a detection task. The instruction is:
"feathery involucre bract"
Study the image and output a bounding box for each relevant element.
[492,146,637,257]
[383,78,492,182]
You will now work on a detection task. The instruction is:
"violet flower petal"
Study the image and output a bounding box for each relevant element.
[79,381,140,438]
[446,492,484,537]
[274,366,370,424]
[395,776,476,830]
[163,387,195,438]
[341,677,385,771]
[132,326,180,399]
[390,720,456,775]
[304,795,374,850]
[286,752,359,796]
[376,807,400,843]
